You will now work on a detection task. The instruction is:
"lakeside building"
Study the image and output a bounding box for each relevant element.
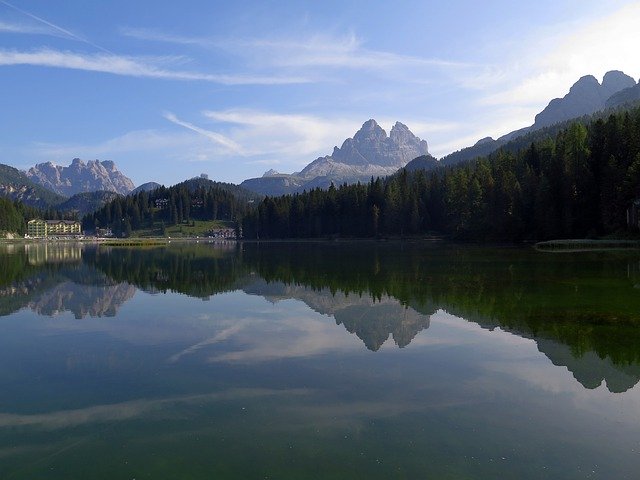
[27,219,82,238]
[95,227,114,237]
[208,228,237,239]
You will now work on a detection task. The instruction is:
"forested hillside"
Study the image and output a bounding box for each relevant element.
[0,198,48,235]
[83,178,256,236]
[243,106,640,241]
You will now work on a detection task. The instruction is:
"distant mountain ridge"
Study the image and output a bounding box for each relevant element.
[0,163,65,209]
[131,182,162,195]
[241,120,430,196]
[534,70,635,129]
[27,158,135,196]
[0,159,136,216]
[441,70,639,166]
[606,82,640,108]
[57,191,122,217]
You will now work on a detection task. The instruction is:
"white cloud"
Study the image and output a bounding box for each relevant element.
[0,48,310,85]
[202,109,362,162]
[230,33,473,71]
[119,26,215,47]
[32,129,202,158]
[163,112,244,154]
[0,20,58,36]
[478,3,640,109]
[121,27,477,75]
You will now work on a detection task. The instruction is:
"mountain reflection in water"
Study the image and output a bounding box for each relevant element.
[1,241,640,392]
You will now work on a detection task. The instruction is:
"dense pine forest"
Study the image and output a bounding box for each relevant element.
[243,106,640,241]
[83,178,254,236]
[0,198,66,235]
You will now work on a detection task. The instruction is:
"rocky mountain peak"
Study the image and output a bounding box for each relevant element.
[241,119,430,196]
[302,119,428,175]
[474,136,494,146]
[391,120,409,131]
[602,70,636,96]
[389,121,428,153]
[534,70,636,129]
[26,159,135,196]
[569,75,599,93]
[101,160,117,170]
[353,119,387,143]
[389,121,409,140]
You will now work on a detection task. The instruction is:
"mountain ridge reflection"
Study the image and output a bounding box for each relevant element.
[2,242,640,391]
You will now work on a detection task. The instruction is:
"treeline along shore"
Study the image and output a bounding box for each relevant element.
[4,106,640,244]
[242,106,640,242]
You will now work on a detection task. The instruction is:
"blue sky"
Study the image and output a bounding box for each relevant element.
[1,0,639,186]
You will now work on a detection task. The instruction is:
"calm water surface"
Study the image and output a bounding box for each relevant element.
[1,241,640,479]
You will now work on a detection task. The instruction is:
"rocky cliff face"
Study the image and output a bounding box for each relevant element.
[241,120,429,196]
[301,119,429,177]
[533,70,635,129]
[26,158,135,196]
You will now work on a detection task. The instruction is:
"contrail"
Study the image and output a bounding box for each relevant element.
[0,0,115,54]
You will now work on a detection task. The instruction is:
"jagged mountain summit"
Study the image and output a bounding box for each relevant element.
[241,120,430,196]
[534,70,635,129]
[301,120,429,176]
[441,70,639,166]
[26,158,135,196]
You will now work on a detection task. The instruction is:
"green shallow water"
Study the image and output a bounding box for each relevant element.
[1,241,640,479]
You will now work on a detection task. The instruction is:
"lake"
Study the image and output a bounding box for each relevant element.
[1,241,639,479]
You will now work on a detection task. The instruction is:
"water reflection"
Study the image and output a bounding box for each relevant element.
[4,242,640,479]
[0,244,135,319]
[1,242,640,391]
[244,278,433,351]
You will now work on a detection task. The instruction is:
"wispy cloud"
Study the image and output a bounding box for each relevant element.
[121,27,477,74]
[202,109,366,165]
[32,129,199,159]
[0,48,310,85]
[234,34,472,71]
[0,20,58,36]
[27,127,245,185]
[120,26,215,47]
[0,0,112,52]
[163,112,244,153]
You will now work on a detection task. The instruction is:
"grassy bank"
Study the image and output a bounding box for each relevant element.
[130,220,234,238]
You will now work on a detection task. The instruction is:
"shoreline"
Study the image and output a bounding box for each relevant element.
[535,239,640,251]
[4,236,640,250]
